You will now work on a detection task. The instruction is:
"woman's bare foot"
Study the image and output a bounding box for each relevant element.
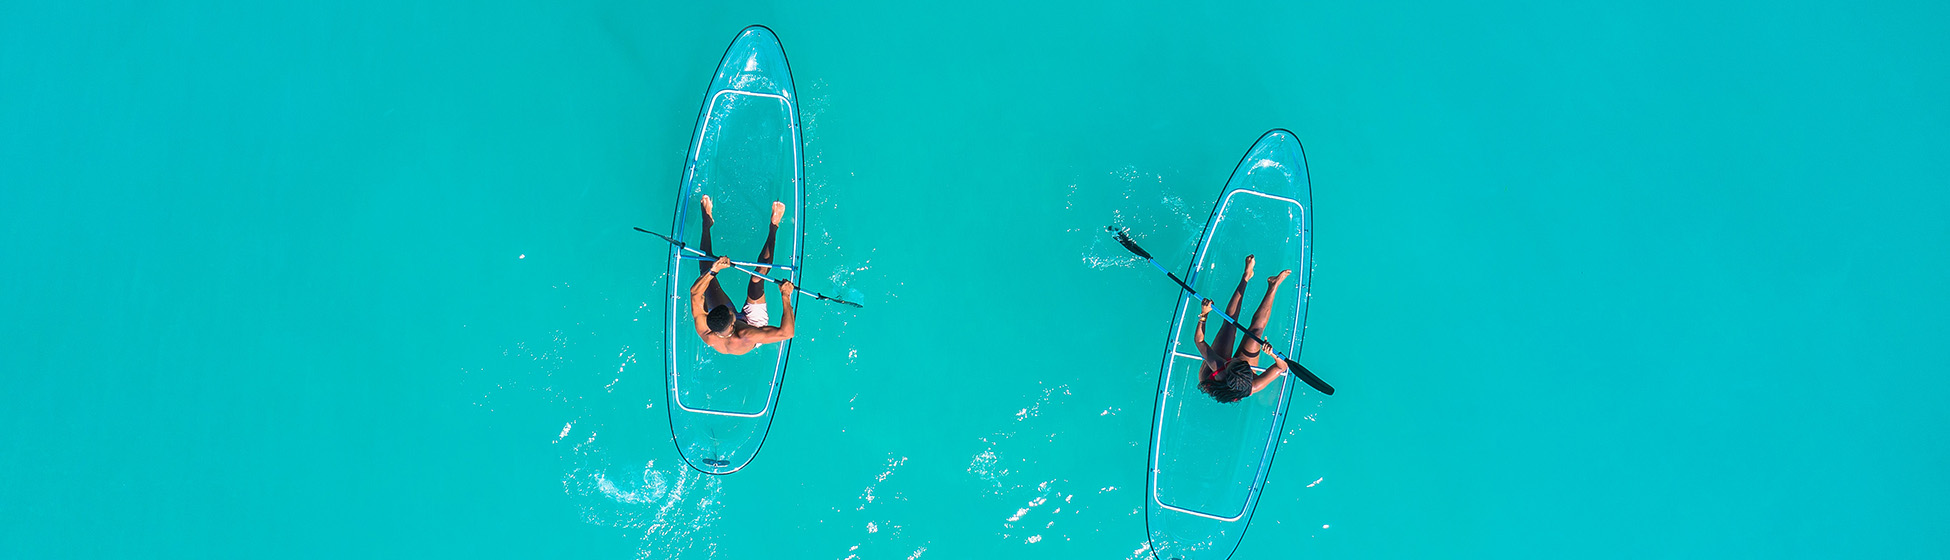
[1242,254,1256,280]
[771,201,785,226]
[700,195,715,226]
[1269,269,1292,286]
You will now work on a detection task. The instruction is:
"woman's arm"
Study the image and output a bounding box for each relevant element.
[1193,299,1220,381]
[1192,299,1213,356]
[689,257,730,336]
[748,280,798,344]
[1250,358,1289,395]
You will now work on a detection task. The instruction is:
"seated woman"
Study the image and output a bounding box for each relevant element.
[1194,255,1292,403]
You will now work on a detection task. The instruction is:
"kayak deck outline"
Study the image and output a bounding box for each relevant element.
[667,87,803,420]
[1151,189,1304,522]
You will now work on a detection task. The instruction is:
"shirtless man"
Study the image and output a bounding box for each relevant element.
[689,195,797,355]
[1194,254,1293,403]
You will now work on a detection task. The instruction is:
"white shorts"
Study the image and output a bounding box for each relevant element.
[740,301,769,327]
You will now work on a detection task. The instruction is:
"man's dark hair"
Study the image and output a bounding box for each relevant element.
[706,306,735,333]
[1198,360,1257,403]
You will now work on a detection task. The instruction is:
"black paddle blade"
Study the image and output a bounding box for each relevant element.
[1106,227,1154,260]
[804,292,864,308]
[633,227,685,248]
[1286,359,1335,396]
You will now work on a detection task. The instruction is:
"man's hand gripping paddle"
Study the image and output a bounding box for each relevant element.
[1108,226,1334,396]
[635,227,865,308]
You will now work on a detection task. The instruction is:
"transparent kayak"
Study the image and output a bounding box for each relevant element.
[1147,130,1313,560]
[664,25,803,475]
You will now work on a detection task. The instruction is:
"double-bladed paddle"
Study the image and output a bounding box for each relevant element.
[1108,226,1335,396]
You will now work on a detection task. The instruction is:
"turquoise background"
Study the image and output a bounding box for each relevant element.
[3,1,1946,558]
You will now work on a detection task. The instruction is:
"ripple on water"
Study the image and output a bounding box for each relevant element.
[481,328,726,559]
[1070,166,1202,271]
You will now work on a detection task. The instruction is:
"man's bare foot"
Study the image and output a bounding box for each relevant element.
[700,195,715,226]
[1269,269,1292,286]
[771,201,785,226]
[1242,254,1256,280]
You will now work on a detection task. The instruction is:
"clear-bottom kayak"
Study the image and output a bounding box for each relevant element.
[1147,129,1314,559]
[664,25,803,475]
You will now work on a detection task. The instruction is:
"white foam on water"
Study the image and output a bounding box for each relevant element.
[857,456,907,510]
[1072,166,1200,271]
[967,445,1008,492]
[482,328,727,559]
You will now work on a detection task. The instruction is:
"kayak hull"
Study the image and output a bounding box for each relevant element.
[1146,130,1313,559]
[664,25,804,476]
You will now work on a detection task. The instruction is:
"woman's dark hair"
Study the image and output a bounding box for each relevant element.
[706,306,735,333]
[1199,360,1257,403]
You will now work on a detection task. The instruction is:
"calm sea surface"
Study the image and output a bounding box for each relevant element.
[4,1,1947,558]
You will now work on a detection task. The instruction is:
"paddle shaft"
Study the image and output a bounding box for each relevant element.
[634,227,863,308]
[678,253,797,271]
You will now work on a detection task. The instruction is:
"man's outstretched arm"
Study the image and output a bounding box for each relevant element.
[690,257,731,336]
[747,280,798,344]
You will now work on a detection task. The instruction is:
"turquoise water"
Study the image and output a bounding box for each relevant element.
[4,1,1948,558]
